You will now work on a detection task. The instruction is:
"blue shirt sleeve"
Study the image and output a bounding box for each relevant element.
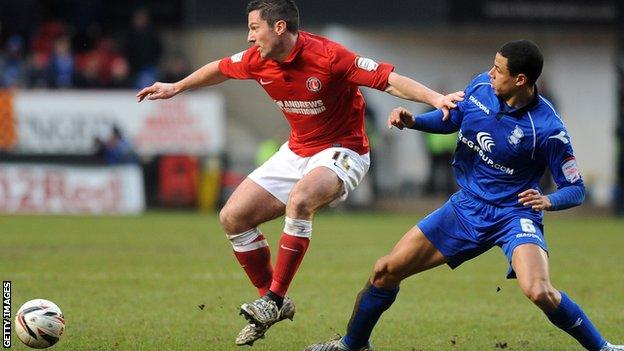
[547,185,585,211]
[409,77,473,134]
[539,128,586,210]
[409,109,461,134]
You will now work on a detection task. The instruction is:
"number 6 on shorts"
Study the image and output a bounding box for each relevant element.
[520,218,536,233]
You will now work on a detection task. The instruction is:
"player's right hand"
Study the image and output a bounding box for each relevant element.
[136,82,179,102]
[387,107,415,130]
[439,91,464,121]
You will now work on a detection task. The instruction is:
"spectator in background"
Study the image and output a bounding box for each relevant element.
[255,138,280,167]
[26,50,50,88]
[95,125,139,165]
[364,104,381,200]
[109,56,132,88]
[26,20,68,88]
[424,129,457,196]
[125,8,162,89]
[74,50,102,88]
[0,35,27,88]
[160,53,191,83]
[48,35,74,88]
[75,37,129,88]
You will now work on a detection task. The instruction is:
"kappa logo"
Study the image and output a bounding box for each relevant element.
[476,132,495,152]
[548,130,569,144]
[306,77,322,92]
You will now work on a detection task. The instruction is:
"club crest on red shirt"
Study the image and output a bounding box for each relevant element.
[306,77,322,92]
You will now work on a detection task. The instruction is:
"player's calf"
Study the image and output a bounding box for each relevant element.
[544,292,608,350]
[226,228,273,296]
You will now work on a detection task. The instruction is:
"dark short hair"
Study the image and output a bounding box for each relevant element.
[498,40,543,86]
[247,0,299,33]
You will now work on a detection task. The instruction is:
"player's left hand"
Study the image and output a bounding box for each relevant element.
[434,91,465,121]
[387,107,415,130]
[518,189,552,211]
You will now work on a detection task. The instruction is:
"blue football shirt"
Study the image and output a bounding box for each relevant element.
[437,73,583,208]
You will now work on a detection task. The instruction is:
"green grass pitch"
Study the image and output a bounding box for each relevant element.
[1,211,623,350]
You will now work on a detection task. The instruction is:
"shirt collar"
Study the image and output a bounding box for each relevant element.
[280,32,305,64]
[495,85,540,119]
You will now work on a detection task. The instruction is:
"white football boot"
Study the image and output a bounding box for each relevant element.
[601,343,624,351]
[235,296,295,346]
[304,335,372,351]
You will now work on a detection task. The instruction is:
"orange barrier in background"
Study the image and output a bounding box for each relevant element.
[0,90,17,151]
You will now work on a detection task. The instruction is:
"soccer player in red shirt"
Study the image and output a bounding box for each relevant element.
[137,0,463,346]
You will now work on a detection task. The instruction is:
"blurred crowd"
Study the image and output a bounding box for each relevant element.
[0,7,190,90]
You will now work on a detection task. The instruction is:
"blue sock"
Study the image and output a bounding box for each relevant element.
[546,292,606,351]
[342,282,399,349]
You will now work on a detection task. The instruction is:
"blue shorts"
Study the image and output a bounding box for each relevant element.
[418,190,548,279]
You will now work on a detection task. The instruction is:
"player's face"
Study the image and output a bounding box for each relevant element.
[247,10,279,59]
[488,53,517,98]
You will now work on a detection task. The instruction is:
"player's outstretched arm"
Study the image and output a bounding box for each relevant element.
[384,72,464,119]
[136,60,228,102]
[388,107,460,134]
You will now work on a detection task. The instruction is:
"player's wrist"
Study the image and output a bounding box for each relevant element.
[543,195,554,211]
[430,93,444,109]
[172,82,184,95]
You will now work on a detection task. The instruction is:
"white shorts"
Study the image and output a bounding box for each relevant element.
[248,142,370,205]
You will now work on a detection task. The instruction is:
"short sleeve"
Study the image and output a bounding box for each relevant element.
[218,49,254,80]
[329,44,394,90]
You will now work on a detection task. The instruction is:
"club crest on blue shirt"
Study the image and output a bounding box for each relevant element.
[508,125,524,146]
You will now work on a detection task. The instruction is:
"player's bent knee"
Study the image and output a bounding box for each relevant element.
[525,285,559,310]
[371,256,401,288]
[219,206,249,234]
[218,207,235,232]
[287,191,317,216]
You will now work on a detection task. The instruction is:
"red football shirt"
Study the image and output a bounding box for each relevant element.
[218,31,394,157]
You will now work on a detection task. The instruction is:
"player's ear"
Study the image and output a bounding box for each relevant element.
[515,73,528,87]
[274,19,287,35]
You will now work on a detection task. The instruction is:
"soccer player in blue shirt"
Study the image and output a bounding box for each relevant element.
[304,40,623,351]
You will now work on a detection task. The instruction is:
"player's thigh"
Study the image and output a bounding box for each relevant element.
[376,226,447,280]
[512,243,552,292]
[497,215,548,279]
[286,166,343,216]
[299,147,370,207]
[220,177,286,231]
